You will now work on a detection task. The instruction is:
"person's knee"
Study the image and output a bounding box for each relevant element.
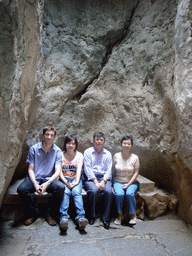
[126,192,135,199]
[52,182,65,196]
[72,189,81,197]
[64,190,71,197]
[17,183,28,195]
[115,192,124,198]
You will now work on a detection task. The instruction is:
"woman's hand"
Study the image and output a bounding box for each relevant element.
[70,181,79,189]
[122,183,129,189]
[66,180,73,189]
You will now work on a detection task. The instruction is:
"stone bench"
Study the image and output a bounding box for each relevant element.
[2,175,165,221]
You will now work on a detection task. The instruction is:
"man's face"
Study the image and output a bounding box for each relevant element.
[93,136,105,150]
[43,130,55,144]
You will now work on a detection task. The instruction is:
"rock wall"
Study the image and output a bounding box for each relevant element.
[0,0,192,224]
[0,0,43,207]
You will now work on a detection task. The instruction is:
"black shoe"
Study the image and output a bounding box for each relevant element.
[102,219,110,230]
[88,218,95,225]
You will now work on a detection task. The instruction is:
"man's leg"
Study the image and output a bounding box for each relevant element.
[17,176,39,224]
[102,180,114,223]
[84,180,99,223]
[46,179,65,221]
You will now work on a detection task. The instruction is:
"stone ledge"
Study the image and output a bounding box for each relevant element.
[1,175,156,220]
[137,175,155,193]
[2,174,155,205]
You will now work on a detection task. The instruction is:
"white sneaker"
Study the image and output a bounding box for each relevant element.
[114,218,121,225]
[129,216,136,225]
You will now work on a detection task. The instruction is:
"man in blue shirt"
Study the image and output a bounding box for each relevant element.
[17,127,65,226]
[84,132,113,229]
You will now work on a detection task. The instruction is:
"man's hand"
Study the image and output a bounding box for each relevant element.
[95,180,105,191]
[39,182,49,194]
[34,183,42,194]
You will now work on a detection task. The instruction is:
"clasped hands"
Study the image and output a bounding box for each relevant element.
[95,180,106,191]
[35,182,49,195]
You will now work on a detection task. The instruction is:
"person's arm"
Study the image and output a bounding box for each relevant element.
[96,152,112,191]
[60,170,68,185]
[122,156,140,189]
[103,152,112,182]
[70,158,83,188]
[84,149,96,181]
[40,164,62,194]
[28,163,42,194]
[122,168,139,189]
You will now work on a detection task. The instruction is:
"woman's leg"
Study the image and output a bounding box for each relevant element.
[71,180,85,221]
[125,181,138,214]
[59,183,71,221]
[113,181,125,213]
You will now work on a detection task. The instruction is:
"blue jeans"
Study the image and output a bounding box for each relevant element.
[60,178,85,221]
[113,180,138,214]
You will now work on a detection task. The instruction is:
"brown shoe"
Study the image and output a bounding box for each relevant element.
[47,215,57,226]
[24,217,37,226]
[78,218,88,231]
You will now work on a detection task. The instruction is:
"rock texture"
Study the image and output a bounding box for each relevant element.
[0,0,192,224]
[0,0,43,210]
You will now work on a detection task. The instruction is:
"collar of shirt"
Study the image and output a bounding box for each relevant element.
[38,142,56,153]
[91,146,107,155]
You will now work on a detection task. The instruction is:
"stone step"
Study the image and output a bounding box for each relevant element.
[137,174,155,193]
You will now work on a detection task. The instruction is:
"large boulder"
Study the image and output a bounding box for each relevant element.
[0,0,42,207]
[0,0,192,224]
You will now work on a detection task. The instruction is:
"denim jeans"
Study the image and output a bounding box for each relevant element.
[113,180,138,214]
[60,178,85,221]
[17,176,65,219]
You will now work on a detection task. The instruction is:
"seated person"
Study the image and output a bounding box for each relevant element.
[113,135,140,225]
[59,135,88,232]
[17,127,65,226]
[84,132,113,229]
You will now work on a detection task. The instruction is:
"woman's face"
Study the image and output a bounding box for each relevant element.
[66,139,76,152]
[121,139,132,152]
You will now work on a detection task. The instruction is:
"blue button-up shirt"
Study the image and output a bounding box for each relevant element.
[26,142,62,181]
[84,146,112,181]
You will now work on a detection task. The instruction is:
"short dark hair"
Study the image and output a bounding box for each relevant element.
[121,135,133,145]
[93,132,105,140]
[63,135,78,152]
[43,126,56,136]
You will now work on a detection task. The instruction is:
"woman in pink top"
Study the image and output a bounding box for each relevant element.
[113,136,140,225]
